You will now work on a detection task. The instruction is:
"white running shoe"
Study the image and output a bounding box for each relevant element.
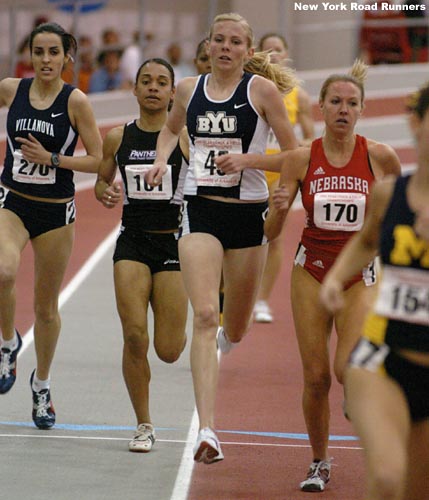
[300,459,331,492]
[193,427,224,464]
[129,423,156,452]
[216,327,234,354]
[253,301,273,323]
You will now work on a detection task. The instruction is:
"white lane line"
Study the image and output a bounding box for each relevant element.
[170,409,199,500]
[19,223,120,357]
[170,347,223,500]
[0,433,363,451]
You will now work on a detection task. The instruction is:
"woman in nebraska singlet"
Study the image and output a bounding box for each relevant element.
[264,60,401,492]
[321,82,429,500]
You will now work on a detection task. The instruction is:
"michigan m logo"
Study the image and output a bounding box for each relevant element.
[390,226,429,267]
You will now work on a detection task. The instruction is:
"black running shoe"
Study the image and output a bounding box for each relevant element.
[30,370,56,429]
[0,330,23,394]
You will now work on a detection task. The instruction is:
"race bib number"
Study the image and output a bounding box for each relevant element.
[125,164,173,200]
[194,137,242,187]
[66,200,76,225]
[0,185,8,208]
[313,192,366,231]
[375,265,429,325]
[12,149,56,184]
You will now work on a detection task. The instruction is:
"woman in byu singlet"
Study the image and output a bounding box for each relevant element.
[146,12,298,464]
[0,22,102,429]
[264,60,401,492]
[320,82,429,500]
[95,58,188,454]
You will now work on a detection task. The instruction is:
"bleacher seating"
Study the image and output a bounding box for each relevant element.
[360,1,413,64]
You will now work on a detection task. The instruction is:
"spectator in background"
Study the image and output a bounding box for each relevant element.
[101,27,121,50]
[14,36,35,78]
[14,16,50,79]
[120,31,141,88]
[359,0,412,64]
[62,35,95,94]
[89,48,125,93]
[75,35,95,94]
[33,15,49,27]
[120,31,157,88]
[403,0,428,61]
[166,42,193,82]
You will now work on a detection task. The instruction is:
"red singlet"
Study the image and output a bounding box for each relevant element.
[296,135,376,285]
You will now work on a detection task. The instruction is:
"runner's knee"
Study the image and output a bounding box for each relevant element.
[154,332,186,363]
[123,326,150,356]
[193,304,219,330]
[304,368,331,395]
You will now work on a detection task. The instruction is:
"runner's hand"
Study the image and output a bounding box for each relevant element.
[215,153,246,174]
[102,182,121,209]
[145,163,167,187]
[272,184,290,211]
[320,276,344,313]
[16,133,50,165]
[414,207,429,242]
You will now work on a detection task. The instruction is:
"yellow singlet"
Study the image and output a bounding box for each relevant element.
[265,87,299,186]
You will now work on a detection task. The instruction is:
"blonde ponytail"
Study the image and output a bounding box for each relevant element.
[349,58,368,86]
[244,51,300,94]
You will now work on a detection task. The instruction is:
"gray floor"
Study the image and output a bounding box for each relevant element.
[0,247,195,500]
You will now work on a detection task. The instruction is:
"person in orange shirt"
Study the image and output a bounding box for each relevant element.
[14,36,35,78]
[253,33,315,323]
[62,35,95,93]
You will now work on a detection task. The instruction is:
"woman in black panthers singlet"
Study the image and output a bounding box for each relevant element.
[95,58,188,453]
[0,22,102,429]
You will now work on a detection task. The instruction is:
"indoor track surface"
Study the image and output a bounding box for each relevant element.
[0,69,422,499]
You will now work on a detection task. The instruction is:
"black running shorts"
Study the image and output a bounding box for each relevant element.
[180,195,268,249]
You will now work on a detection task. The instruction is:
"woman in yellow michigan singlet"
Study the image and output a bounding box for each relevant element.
[253,33,315,323]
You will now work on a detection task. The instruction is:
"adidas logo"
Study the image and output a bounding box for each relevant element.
[314,166,325,175]
[312,259,324,268]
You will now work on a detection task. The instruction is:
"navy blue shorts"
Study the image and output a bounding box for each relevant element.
[0,186,76,239]
[113,225,180,274]
[349,337,429,422]
[180,196,268,250]
[385,349,429,422]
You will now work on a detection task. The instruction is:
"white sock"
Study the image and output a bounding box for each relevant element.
[223,329,236,345]
[32,373,50,392]
[1,331,18,351]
